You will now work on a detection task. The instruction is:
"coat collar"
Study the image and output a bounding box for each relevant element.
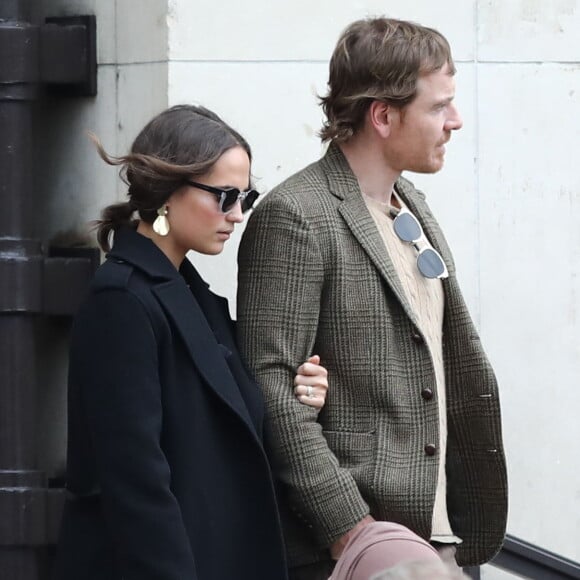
[107,227,260,440]
[107,226,181,282]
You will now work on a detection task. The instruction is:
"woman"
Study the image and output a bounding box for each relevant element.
[52,105,328,580]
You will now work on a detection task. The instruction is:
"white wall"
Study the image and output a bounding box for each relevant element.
[36,0,169,244]
[39,0,580,569]
[36,0,170,476]
[166,0,580,566]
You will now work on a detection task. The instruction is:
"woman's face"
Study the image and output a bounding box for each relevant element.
[166,146,250,256]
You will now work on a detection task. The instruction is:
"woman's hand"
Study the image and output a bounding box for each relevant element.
[294,355,328,409]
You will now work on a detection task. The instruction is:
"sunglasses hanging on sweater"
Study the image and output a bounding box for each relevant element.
[390,207,449,280]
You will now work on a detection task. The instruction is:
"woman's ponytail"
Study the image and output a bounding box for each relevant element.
[95,201,135,252]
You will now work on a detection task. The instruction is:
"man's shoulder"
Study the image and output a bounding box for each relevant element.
[263,156,330,207]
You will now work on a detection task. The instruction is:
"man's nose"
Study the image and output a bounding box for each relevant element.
[447,103,463,131]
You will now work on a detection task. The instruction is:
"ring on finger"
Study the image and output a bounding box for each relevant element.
[306,386,314,398]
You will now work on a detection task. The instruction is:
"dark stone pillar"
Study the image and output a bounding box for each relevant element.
[0,3,96,578]
[0,3,49,577]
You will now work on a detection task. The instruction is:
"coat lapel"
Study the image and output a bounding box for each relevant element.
[322,145,419,327]
[153,279,257,436]
[108,228,258,438]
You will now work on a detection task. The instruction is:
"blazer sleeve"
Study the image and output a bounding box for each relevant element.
[70,288,197,580]
[237,196,370,547]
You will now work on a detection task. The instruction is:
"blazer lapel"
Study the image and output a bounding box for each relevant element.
[322,145,420,327]
[338,198,419,327]
[152,279,257,437]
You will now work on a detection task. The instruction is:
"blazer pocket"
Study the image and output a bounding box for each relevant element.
[322,430,376,469]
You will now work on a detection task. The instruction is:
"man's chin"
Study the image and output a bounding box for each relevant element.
[409,161,445,175]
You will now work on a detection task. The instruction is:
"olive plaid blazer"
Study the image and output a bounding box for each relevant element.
[237,144,507,568]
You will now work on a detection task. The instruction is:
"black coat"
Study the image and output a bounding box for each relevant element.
[53,227,288,580]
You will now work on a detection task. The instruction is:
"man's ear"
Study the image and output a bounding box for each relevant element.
[368,100,397,138]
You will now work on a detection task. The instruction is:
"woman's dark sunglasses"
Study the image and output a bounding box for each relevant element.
[390,207,449,279]
[185,180,260,214]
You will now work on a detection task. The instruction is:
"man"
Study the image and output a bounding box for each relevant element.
[237,17,507,580]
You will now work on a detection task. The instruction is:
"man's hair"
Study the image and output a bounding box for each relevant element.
[319,17,456,143]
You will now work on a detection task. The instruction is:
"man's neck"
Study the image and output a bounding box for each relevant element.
[338,136,401,204]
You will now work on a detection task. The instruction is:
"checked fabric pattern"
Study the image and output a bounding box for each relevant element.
[237,143,507,568]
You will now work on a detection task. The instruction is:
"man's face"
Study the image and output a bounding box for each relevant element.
[385,63,462,174]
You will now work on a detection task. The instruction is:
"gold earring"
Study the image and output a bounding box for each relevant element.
[153,205,170,236]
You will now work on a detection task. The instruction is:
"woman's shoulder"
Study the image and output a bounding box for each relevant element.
[92,256,160,298]
[74,262,171,352]
[92,257,133,292]
[82,258,164,325]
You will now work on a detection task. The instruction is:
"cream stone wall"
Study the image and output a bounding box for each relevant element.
[39,0,580,573]
[168,1,580,569]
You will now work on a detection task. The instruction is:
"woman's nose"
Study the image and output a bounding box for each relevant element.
[226,201,244,223]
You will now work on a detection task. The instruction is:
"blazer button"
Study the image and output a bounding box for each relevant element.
[421,388,434,400]
[412,331,425,345]
[424,443,437,456]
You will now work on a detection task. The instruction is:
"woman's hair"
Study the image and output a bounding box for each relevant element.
[320,17,455,143]
[94,104,251,251]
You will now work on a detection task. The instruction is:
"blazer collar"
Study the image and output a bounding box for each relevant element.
[320,142,360,202]
[320,143,457,326]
